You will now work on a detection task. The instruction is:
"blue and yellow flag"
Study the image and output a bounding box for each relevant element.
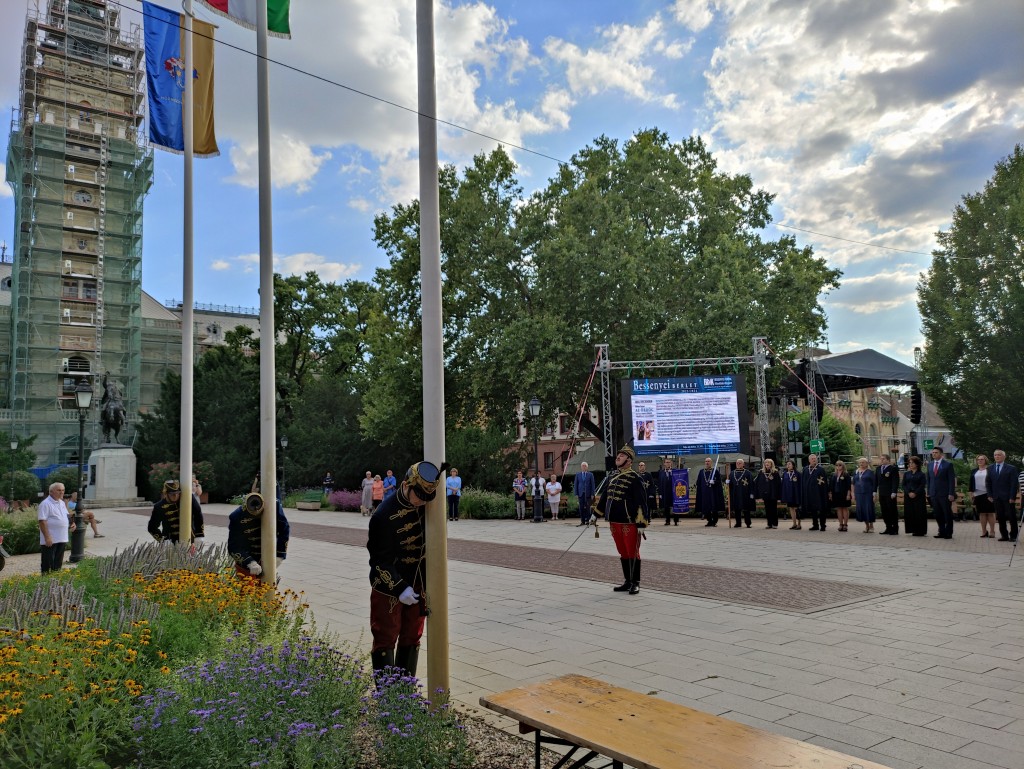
[143,2,219,156]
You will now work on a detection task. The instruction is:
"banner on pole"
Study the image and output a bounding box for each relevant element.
[671,468,690,514]
[143,2,219,156]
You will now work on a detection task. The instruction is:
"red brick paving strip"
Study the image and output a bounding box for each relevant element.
[123,510,899,613]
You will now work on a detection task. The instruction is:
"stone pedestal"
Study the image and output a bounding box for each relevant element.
[85,446,145,508]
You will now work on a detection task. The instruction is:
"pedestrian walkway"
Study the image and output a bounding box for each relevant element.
[9,506,1023,769]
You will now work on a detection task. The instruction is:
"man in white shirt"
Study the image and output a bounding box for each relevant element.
[38,482,75,574]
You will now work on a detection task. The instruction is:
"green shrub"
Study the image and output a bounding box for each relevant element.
[457,488,514,520]
[0,509,43,555]
[0,471,43,505]
[45,467,82,495]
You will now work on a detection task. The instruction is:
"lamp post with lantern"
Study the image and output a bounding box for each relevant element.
[8,436,18,510]
[69,378,93,563]
[279,435,288,502]
[528,396,542,522]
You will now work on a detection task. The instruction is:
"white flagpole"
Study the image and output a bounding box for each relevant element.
[179,0,195,542]
[256,0,278,582]
[417,0,449,694]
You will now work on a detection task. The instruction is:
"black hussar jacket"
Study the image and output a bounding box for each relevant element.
[367,487,426,599]
[148,495,205,544]
[596,468,649,527]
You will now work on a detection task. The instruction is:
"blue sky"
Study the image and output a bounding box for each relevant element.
[1,0,1021,362]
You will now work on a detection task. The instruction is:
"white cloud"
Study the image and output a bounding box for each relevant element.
[826,266,923,314]
[704,0,1023,276]
[204,0,559,202]
[213,252,360,283]
[210,259,231,270]
[275,252,362,282]
[544,17,681,108]
[226,135,332,193]
[0,162,10,198]
[673,0,715,32]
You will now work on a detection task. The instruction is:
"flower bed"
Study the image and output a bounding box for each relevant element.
[0,542,474,769]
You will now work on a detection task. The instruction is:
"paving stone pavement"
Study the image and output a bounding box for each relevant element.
[14,506,1023,769]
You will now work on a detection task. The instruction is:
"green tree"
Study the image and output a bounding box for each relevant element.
[790,411,863,463]
[0,431,39,474]
[365,131,841,452]
[918,145,1024,457]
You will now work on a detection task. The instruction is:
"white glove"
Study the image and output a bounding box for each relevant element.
[247,561,263,576]
[194,537,204,546]
[398,586,419,606]
[588,514,597,524]
[276,557,284,567]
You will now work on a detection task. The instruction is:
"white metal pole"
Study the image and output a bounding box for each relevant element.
[256,0,277,582]
[179,0,195,542]
[416,0,449,694]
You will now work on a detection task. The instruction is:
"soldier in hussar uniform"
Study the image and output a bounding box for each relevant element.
[367,461,446,679]
[148,479,205,546]
[227,492,290,579]
[595,446,649,595]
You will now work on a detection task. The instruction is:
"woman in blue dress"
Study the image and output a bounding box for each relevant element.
[853,457,877,533]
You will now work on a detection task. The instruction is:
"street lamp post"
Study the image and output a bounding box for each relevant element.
[9,436,18,511]
[279,435,288,502]
[528,396,542,522]
[69,379,93,563]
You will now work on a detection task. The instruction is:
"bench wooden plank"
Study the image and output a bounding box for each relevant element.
[480,674,894,769]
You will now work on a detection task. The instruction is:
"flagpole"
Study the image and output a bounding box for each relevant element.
[179,0,195,543]
[416,0,449,695]
[256,0,278,583]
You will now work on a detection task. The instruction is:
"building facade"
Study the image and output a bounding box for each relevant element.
[4,0,152,464]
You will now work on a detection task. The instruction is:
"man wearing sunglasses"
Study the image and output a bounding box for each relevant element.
[367,460,446,679]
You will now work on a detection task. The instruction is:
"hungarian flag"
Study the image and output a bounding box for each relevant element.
[198,1,291,38]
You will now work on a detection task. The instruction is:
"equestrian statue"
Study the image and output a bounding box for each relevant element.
[100,371,126,444]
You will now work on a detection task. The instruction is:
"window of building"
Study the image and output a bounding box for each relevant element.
[1,277,11,291]
[72,189,92,204]
[855,424,862,435]
[82,282,97,300]
[543,451,554,470]
[558,415,572,435]
[63,279,78,298]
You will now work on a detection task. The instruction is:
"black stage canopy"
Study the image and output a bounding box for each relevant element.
[783,348,918,393]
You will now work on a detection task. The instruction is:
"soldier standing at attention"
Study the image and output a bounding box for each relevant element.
[595,446,649,595]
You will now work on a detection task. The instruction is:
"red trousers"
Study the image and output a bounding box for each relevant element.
[370,589,426,652]
[610,523,641,559]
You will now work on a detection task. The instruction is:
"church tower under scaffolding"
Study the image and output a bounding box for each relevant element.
[3,0,153,466]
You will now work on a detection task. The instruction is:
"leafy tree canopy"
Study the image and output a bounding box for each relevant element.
[918,145,1024,458]
[364,129,841,451]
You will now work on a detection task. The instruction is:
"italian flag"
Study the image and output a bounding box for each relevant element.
[198,0,291,38]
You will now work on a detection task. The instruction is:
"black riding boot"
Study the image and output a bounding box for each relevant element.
[613,558,631,591]
[371,648,395,685]
[628,560,641,594]
[394,645,420,678]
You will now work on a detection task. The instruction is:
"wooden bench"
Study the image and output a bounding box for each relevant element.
[480,674,894,769]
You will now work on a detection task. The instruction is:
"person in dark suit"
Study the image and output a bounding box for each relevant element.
[800,454,830,531]
[695,457,725,527]
[985,449,1019,542]
[657,458,680,525]
[781,459,801,529]
[754,458,783,529]
[875,454,901,535]
[726,458,756,528]
[573,462,596,527]
[927,447,957,538]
